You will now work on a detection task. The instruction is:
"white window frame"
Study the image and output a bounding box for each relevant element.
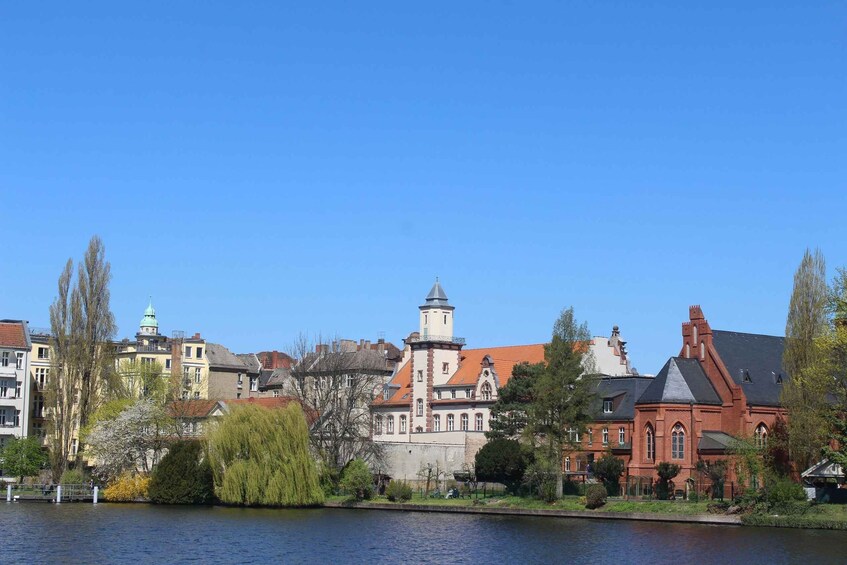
[447,414,454,431]
[433,414,441,432]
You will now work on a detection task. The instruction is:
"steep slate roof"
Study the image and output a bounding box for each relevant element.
[236,353,262,375]
[711,330,787,406]
[591,376,655,420]
[0,320,30,349]
[258,368,276,388]
[638,357,722,405]
[447,344,545,386]
[206,343,248,370]
[420,279,453,309]
[262,367,291,389]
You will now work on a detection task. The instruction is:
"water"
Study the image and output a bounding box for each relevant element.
[2,503,844,564]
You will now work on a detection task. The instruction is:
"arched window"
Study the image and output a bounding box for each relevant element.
[475,413,483,431]
[693,325,698,343]
[461,413,469,431]
[700,341,705,360]
[618,427,626,446]
[755,423,769,448]
[387,416,394,434]
[671,423,685,459]
[481,382,493,401]
[447,414,455,431]
[685,344,690,358]
[399,415,407,433]
[565,456,571,473]
[416,398,424,416]
[646,425,655,461]
[433,414,441,432]
[375,415,383,435]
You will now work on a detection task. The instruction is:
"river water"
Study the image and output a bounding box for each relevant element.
[2,503,844,564]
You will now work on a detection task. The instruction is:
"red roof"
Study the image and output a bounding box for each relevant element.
[374,344,546,407]
[0,321,28,349]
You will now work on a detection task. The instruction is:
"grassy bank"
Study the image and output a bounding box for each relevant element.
[325,494,712,515]
[741,504,847,530]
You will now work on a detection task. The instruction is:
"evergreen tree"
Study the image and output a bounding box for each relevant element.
[149,440,214,505]
[474,438,530,494]
[486,362,543,441]
[206,403,324,506]
[782,248,829,471]
[528,307,595,499]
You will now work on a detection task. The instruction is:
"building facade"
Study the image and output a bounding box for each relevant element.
[0,320,33,451]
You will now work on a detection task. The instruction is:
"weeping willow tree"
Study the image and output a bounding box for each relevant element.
[206,403,324,506]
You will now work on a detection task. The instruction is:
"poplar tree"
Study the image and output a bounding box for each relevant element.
[782,248,829,471]
[47,235,119,480]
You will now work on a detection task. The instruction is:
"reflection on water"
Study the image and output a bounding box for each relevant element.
[1,503,844,564]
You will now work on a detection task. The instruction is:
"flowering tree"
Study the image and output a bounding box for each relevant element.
[85,399,172,481]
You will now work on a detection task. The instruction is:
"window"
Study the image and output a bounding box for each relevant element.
[195,368,202,383]
[700,342,705,360]
[755,424,769,448]
[165,359,171,369]
[1,352,8,367]
[38,347,49,360]
[444,314,447,324]
[693,325,698,343]
[185,346,192,358]
[417,398,424,416]
[0,408,6,425]
[602,427,609,445]
[603,399,613,413]
[466,388,473,399]
[588,429,593,446]
[196,347,203,358]
[565,456,571,473]
[33,397,44,418]
[461,413,468,431]
[685,344,690,358]
[481,382,492,401]
[194,391,200,399]
[15,381,21,398]
[646,425,655,461]
[619,427,626,446]
[567,428,580,443]
[447,414,455,431]
[442,362,449,374]
[417,370,423,382]
[236,393,241,399]
[475,413,483,431]
[400,415,407,434]
[273,390,280,398]
[672,424,685,459]
[387,416,395,434]
[375,415,383,435]
[250,377,258,392]
[434,414,441,432]
[15,352,23,370]
[0,381,7,397]
[35,368,48,389]
[451,390,456,399]
[14,409,20,427]
[191,421,198,434]
[436,390,441,400]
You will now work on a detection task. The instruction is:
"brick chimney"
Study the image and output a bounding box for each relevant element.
[682,305,712,360]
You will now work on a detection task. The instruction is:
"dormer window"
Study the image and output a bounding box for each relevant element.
[743,370,752,383]
[603,399,613,413]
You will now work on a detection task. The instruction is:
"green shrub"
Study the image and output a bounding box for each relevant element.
[764,475,806,506]
[592,452,624,496]
[60,468,89,485]
[585,484,608,509]
[149,440,214,505]
[562,480,586,496]
[475,439,530,495]
[386,480,412,502]
[523,459,558,502]
[655,462,681,500]
[339,459,373,501]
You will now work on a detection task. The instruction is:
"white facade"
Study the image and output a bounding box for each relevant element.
[0,320,33,454]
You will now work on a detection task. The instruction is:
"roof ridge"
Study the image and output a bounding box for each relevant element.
[713,329,784,339]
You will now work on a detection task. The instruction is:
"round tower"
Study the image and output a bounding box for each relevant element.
[139,298,159,336]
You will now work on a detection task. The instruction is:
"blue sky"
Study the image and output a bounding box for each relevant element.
[2,2,845,374]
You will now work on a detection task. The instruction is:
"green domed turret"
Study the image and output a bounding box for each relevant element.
[140,298,158,334]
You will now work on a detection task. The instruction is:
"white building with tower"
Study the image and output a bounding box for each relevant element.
[371,280,637,481]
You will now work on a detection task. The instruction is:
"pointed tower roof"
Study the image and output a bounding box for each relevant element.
[140,298,158,329]
[419,278,453,310]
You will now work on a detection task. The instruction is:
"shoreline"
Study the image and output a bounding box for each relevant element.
[322,500,743,526]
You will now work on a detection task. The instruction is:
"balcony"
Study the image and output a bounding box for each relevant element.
[406,335,466,345]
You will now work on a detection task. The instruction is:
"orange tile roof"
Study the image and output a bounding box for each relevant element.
[447,344,545,386]
[167,399,218,418]
[373,344,546,407]
[0,322,28,349]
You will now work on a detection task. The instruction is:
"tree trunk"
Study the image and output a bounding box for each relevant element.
[556,470,563,499]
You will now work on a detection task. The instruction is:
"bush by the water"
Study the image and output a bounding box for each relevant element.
[60,468,89,485]
[386,480,412,502]
[206,403,324,507]
[474,438,529,494]
[103,474,150,501]
[585,484,608,509]
[340,459,373,500]
[655,462,681,500]
[149,440,214,505]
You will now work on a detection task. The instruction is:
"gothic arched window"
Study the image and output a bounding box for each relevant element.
[755,423,769,448]
[416,398,424,416]
[646,425,655,461]
[671,423,685,459]
[375,415,383,435]
[481,382,493,401]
